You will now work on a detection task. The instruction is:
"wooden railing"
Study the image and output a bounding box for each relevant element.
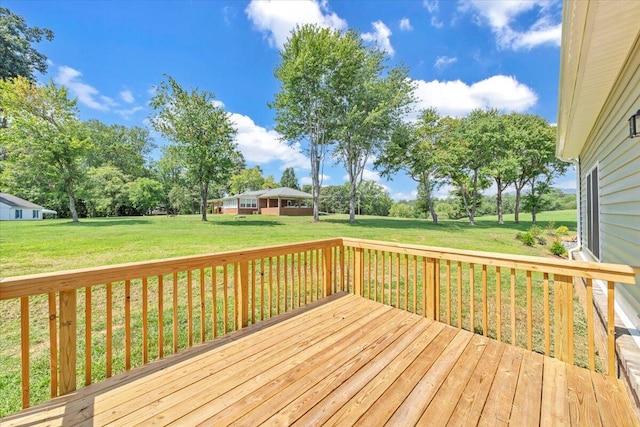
[339,238,637,377]
[0,237,636,414]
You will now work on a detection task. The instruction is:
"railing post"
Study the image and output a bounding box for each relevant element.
[323,246,333,297]
[425,258,436,320]
[59,289,77,395]
[553,275,573,364]
[354,247,364,296]
[237,260,249,328]
[607,281,616,377]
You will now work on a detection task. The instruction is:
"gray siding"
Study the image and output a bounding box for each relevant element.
[579,38,640,327]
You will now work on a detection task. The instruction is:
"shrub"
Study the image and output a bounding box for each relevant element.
[550,240,568,257]
[555,225,569,235]
[528,225,543,238]
[537,236,547,245]
[546,221,556,236]
[389,202,415,218]
[519,232,535,246]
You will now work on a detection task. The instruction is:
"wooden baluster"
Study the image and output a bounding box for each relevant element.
[125,280,131,370]
[59,289,77,394]
[510,269,516,345]
[199,269,205,343]
[237,260,249,328]
[285,255,290,310]
[106,283,113,377]
[413,256,418,314]
[496,267,501,342]
[553,274,571,362]
[374,251,379,302]
[354,247,364,297]
[425,258,436,320]
[395,253,400,308]
[368,250,372,300]
[269,257,274,316]
[223,265,228,334]
[544,273,550,356]
[277,256,281,313]
[469,264,475,333]
[446,260,451,325]
[340,246,345,291]
[250,261,255,323]
[297,253,302,307]
[142,277,148,364]
[48,293,58,398]
[527,271,532,351]
[404,254,409,311]
[85,287,92,385]
[482,264,488,337]
[172,272,179,353]
[323,247,332,298]
[435,259,440,321]
[234,263,239,330]
[607,281,615,376]
[586,278,595,371]
[457,262,462,329]
[20,296,30,408]
[187,270,193,346]
[212,266,217,339]
[158,276,164,358]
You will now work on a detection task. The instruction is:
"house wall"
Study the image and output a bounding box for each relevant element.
[260,207,279,216]
[0,203,43,220]
[279,207,313,216]
[0,202,10,220]
[578,36,640,328]
[222,208,258,215]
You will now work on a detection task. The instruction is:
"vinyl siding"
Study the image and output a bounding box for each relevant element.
[579,34,640,327]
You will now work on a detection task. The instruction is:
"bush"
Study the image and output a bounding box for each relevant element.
[546,221,556,236]
[536,236,547,245]
[550,240,568,256]
[519,232,535,246]
[389,202,415,218]
[555,225,569,235]
[528,225,543,238]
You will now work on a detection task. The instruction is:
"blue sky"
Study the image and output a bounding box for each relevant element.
[6,0,574,199]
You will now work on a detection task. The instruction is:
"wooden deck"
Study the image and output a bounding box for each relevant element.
[2,293,638,427]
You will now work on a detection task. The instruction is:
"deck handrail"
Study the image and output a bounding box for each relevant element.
[0,237,636,415]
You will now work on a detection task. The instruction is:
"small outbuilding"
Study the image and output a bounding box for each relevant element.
[0,193,47,221]
[211,187,313,216]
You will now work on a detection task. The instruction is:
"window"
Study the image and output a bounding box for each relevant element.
[33,210,40,219]
[586,166,600,259]
[223,199,238,208]
[239,198,257,208]
[15,209,22,219]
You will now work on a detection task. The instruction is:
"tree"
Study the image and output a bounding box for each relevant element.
[150,75,242,221]
[523,158,568,223]
[0,76,87,221]
[262,174,278,189]
[279,167,299,189]
[84,165,129,217]
[128,177,163,214]
[358,180,393,216]
[0,8,54,81]
[229,166,265,194]
[272,24,347,222]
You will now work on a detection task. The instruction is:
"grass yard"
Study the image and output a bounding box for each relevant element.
[0,210,576,277]
[0,210,578,416]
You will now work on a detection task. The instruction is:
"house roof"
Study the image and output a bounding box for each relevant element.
[556,1,640,160]
[216,187,312,201]
[0,193,45,209]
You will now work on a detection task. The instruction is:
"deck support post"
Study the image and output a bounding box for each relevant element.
[323,246,333,297]
[425,258,437,320]
[354,247,364,296]
[59,289,77,395]
[553,274,573,364]
[607,280,616,377]
[237,260,249,328]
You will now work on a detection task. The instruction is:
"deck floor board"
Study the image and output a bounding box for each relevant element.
[2,293,638,427]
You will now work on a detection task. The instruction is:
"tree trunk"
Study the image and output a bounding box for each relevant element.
[496,177,503,225]
[532,205,537,224]
[200,183,208,221]
[428,199,438,224]
[311,144,320,222]
[65,180,79,222]
[348,177,357,223]
[469,170,478,226]
[514,187,521,224]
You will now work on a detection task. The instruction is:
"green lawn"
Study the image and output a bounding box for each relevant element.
[0,210,576,278]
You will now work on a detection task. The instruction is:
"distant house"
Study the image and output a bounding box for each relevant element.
[557,0,640,408]
[0,193,47,221]
[211,187,313,216]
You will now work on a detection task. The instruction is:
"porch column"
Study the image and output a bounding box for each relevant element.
[278,197,281,215]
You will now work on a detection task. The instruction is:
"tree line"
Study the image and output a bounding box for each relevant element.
[1,9,567,225]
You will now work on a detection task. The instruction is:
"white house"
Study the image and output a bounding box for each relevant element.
[557,0,640,408]
[0,193,46,221]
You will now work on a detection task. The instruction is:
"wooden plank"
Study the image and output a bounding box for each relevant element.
[354,247,364,297]
[404,254,409,311]
[555,274,571,362]
[395,253,400,308]
[425,257,436,320]
[125,280,131,370]
[586,278,595,371]
[237,260,249,328]
[413,255,418,314]
[277,256,281,313]
[446,259,451,324]
[353,326,460,426]
[457,261,462,328]
[566,363,602,427]
[85,287,92,385]
[540,357,568,425]
[199,269,205,343]
[20,296,30,409]
[448,340,505,425]
[223,264,228,333]
[416,334,489,426]
[59,289,77,395]
[48,293,58,398]
[510,350,544,426]
[511,268,516,345]
[142,277,148,363]
[527,270,532,351]
[158,276,164,357]
[106,283,113,376]
[496,266,501,342]
[478,345,524,426]
[187,271,193,347]
[470,263,475,333]
[482,264,488,336]
[607,281,615,376]
[269,256,274,314]
[591,372,640,427]
[544,273,550,356]
[172,272,178,353]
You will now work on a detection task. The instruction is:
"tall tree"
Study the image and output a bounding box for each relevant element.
[0,7,54,81]
[279,167,299,189]
[150,75,242,221]
[0,76,87,221]
[331,33,415,223]
[272,24,346,222]
[229,166,265,194]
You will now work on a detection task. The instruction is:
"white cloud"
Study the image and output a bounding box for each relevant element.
[245,0,347,48]
[459,0,561,50]
[424,0,443,28]
[342,168,381,183]
[120,90,135,104]
[54,66,118,111]
[211,99,225,108]
[413,75,538,117]
[391,190,418,201]
[229,112,309,170]
[301,174,330,185]
[434,55,457,70]
[399,17,413,31]
[115,106,144,120]
[362,21,394,55]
